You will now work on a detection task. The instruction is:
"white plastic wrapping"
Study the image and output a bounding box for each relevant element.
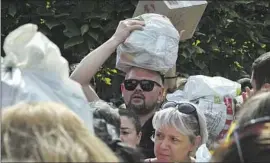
[116,13,180,74]
[195,144,211,162]
[1,23,94,133]
[166,75,241,145]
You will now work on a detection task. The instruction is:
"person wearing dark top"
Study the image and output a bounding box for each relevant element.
[139,115,155,158]
[121,67,164,158]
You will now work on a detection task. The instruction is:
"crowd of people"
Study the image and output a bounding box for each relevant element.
[1,18,270,162]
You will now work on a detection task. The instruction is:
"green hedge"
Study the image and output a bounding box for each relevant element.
[1,0,270,100]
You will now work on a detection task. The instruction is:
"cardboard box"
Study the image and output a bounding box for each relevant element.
[133,1,208,41]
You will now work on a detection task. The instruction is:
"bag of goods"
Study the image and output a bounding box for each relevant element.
[166,75,241,146]
[116,13,180,74]
[1,24,94,133]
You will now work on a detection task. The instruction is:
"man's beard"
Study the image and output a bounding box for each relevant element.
[127,99,158,115]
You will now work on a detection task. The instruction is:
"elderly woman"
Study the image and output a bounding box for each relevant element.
[145,101,209,162]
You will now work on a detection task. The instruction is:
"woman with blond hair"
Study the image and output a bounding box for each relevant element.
[1,102,119,162]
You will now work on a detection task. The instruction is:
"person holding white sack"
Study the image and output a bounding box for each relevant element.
[70,19,146,102]
[71,13,181,103]
[71,13,182,158]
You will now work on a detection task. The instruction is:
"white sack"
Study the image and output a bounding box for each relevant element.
[166,75,241,145]
[1,24,94,133]
[116,13,180,74]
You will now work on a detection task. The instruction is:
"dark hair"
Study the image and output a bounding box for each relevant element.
[109,139,144,163]
[91,100,144,163]
[237,91,270,126]
[251,52,270,90]
[91,100,121,143]
[237,78,252,93]
[119,109,141,134]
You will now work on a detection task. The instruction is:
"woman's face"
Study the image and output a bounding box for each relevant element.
[120,116,141,148]
[154,125,196,162]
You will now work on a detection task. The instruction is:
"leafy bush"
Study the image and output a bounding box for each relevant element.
[1,0,269,100]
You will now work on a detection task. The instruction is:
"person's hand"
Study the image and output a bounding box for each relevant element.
[111,19,145,45]
[242,87,254,102]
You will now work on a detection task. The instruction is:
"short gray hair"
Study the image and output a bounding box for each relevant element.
[152,101,208,145]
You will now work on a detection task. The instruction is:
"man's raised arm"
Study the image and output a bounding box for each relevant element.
[70,20,145,102]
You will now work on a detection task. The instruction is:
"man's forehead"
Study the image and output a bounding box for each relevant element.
[126,68,159,79]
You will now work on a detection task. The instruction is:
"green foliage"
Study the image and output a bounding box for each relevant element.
[177,1,270,79]
[1,0,270,99]
[96,68,118,85]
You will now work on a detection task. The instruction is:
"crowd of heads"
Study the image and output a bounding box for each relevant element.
[1,19,270,163]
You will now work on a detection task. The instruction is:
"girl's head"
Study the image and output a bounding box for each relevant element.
[119,109,142,148]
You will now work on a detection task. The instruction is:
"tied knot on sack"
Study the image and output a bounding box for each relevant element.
[2,23,69,79]
[1,23,94,133]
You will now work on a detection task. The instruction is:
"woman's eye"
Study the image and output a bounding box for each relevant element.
[155,133,164,139]
[171,137,179,142]
[121,131,129,135]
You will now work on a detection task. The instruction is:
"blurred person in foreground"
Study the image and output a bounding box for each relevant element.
[1,102,118,162]
[211,117,270,163]
[211,91,270,162]
[70,19,145,102]
[119,109,142,148]
[145,101,209,163]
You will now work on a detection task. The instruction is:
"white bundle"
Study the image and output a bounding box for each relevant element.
[1,24,94,133]
[116,13,180,74]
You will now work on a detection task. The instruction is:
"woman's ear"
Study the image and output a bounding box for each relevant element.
[189,136,202,157]
[192,136,202,151]
[136,131,142,145]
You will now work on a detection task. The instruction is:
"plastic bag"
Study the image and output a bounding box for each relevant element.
[166,89,186,102]
[166,75,241,145]
[1,23,94,133]
[116,13,180,74]
[195,144,211,162]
